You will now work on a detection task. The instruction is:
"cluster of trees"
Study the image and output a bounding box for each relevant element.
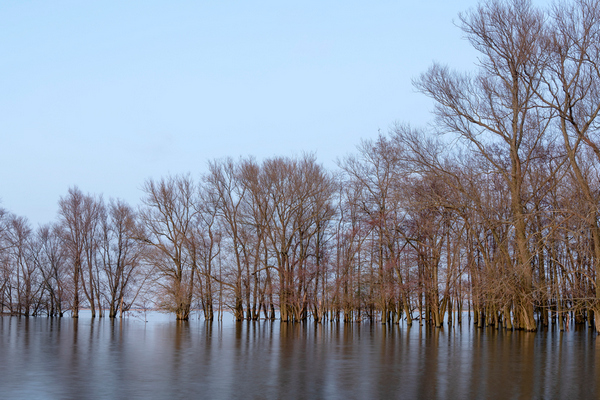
[411,0,600,331]
[2,0,600,332]
[0,189,148,318]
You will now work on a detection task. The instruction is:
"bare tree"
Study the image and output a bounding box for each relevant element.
[35,223,68,317]
[239,158,277,320]
[98,199,147,318]
[257,154,335,322]
[339,135,412,324]
[58,187,102,318]
[538,0,600,330]
[138,175,198,320]
[204,158,249,320]
[4,215,45,316]
[190,183,221,321]
[415,0,549,330]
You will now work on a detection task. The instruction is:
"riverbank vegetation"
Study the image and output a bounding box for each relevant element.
[3,0,600,332]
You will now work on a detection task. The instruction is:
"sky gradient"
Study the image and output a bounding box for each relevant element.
[1,1,533,225]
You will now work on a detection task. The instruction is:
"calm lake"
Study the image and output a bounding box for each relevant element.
[0,313,598,399]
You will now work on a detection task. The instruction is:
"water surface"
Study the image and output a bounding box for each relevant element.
[0,314,598,399]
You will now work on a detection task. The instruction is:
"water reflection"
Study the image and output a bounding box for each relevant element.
[0,316,598,399]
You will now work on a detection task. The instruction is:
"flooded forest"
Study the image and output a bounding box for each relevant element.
[3,0,600,333]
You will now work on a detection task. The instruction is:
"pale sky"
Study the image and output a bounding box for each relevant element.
[1,1,539,225]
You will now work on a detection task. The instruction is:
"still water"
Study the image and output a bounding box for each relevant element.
[0,313,598,399]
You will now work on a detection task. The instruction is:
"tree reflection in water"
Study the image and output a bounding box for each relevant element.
[0,314,597,399]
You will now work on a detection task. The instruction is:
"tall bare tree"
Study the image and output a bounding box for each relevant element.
[35,223,68,317]
[415,0,548,330]
[539,0,600,330]
[138,175,198,320]
[58,187,102,318]
[98,199,147,318]
[205,158,249,320]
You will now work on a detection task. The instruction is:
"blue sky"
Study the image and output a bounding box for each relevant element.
[1,1,538,225]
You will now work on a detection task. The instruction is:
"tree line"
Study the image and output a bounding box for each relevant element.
[3,0,600,332]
